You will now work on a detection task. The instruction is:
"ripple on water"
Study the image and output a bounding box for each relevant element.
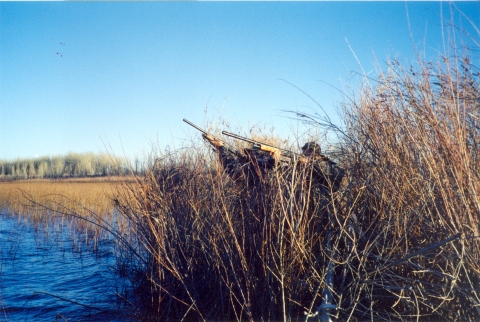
[0,214,132,321]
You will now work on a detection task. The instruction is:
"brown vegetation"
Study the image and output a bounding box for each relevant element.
[114,148,338,321]
[0,178,123,216]
[0,178,129,248]
[111,51,480,321]
[335,53,480,320]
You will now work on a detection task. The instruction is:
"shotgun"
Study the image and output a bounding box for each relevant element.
[222,131,299,160]
[183,119,237,153]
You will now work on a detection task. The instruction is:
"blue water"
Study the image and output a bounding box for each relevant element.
[0,214,132,321]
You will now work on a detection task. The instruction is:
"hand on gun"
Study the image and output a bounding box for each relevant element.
[298,155,309,164]
[202,134,224,148]
[267,148,281,161]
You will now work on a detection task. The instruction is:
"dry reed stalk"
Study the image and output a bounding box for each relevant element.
[112,142,352,321]
[336,52,480,320]
[0,179,130,248]
[111,52,480,321]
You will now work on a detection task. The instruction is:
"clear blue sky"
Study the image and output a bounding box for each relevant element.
[1,2,479,161]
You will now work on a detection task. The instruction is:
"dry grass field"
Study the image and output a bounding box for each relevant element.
[0,177,138,244]
[0,177,125,217]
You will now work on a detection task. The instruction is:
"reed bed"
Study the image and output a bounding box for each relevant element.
[112,53,480,321]
[113,147,338,321]
[0,178,129,248]
[334,53,480,320]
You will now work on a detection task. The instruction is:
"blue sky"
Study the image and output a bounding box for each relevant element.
[1,2,479,161]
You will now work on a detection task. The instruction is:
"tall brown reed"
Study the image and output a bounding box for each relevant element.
[113,141,350,321]
[113,53,480,321]
[335,52,480,320]
[0,178,126,248]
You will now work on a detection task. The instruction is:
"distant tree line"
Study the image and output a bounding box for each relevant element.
[0,152,140,179]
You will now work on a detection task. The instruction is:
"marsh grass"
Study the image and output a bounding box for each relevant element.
[333,52,480,320]
[0,177,132,249]
[113,148,335,321]
[111,51,480,320]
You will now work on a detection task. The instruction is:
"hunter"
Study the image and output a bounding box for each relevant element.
[202,134,276,185]
[203,134,343,194]
[204,132,345,321]
[299,141,344,195]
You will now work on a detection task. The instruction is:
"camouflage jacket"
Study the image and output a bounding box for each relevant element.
[216,146,275,184]
[310,157,344,194]
[214,146,344,193]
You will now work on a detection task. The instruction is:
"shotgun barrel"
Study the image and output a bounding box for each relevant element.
[183,119,237,152]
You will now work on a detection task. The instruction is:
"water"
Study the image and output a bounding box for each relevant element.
[0,214,132,321]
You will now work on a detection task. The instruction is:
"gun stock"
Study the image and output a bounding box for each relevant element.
[222,131,299,160]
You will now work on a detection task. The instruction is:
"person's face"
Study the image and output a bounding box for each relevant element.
[302,148,313,157]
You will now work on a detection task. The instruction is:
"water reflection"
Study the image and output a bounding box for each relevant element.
[0,214,131,321]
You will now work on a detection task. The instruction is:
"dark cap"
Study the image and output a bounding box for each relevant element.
[301,141,321,154]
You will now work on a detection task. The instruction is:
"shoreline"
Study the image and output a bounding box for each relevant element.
[0,175,136,184]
